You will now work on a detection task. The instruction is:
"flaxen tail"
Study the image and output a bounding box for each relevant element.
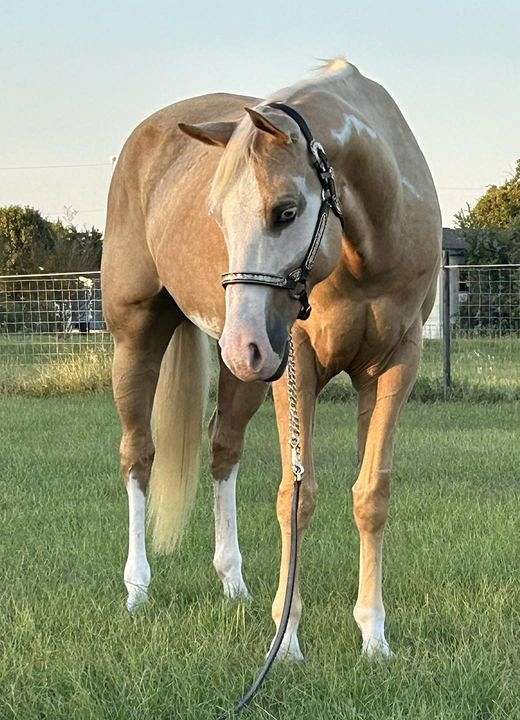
[148,321,210,553]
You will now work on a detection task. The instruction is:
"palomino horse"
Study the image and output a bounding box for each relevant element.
[101,58,440,660]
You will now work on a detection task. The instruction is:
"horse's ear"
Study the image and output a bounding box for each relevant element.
[244,107,290,144]
[178,121,237,147]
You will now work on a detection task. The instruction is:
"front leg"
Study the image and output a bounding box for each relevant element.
[271,330,319,662]
[213,464,249,600]
[352,322,421,656]
[110,296,179,612]
[210,357,268,600]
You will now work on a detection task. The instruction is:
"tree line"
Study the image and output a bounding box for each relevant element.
[0,206,102,275]
[455,159,520,263]
[1,160,519,275]
[454,160,520,332]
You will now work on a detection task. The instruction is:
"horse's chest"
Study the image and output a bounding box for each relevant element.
[306,295,408,378]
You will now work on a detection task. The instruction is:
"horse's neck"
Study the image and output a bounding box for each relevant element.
[274,66,404,278]
[279,70,403,277]
[336,137,403,278]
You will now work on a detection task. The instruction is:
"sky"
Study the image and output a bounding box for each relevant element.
[1,0,519,231]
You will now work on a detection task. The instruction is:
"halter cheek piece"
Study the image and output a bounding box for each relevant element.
[221,102,345,321]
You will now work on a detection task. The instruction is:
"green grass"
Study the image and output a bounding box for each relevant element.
[0,349,112,396]
[1,336,520,401]
[1,394,519,719]
[421,336,520,401]
[0,334,113,396]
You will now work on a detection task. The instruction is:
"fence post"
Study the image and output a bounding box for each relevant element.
[442,250,451,397]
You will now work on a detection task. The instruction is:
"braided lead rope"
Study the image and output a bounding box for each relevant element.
[287,332,304,484]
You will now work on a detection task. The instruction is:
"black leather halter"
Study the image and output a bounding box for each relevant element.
[221,102,344,321]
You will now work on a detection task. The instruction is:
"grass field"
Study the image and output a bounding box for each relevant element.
[1,335,519,402]
[1,394,519,719]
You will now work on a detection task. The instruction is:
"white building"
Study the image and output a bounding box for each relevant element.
[422,229,467,340]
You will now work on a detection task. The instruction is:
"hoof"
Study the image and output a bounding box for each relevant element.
[222,578,252,602]
[268,633,305,664]
[126,585,149,612]
[361,637,395,659]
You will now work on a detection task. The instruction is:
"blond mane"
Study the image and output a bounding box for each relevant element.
[209,56,353,212]
[315,56,350,74]
[208,123,259,213]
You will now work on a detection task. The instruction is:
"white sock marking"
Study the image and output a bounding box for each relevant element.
[269,617,304,663]
[354,605,393,658]
[213,464,250,600]
[124,471,151,611]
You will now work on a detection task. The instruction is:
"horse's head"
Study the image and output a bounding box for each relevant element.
[178,104,343,382]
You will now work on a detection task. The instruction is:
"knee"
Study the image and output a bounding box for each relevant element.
[352,471,390,534]
[277,475,317,531]
[211,439,242,480]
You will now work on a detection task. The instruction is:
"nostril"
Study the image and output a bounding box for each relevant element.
[248,342,262,372]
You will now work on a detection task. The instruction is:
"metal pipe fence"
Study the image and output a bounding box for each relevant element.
[1,266,519,398]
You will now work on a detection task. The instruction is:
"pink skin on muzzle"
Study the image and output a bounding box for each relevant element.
[219,284,296,382]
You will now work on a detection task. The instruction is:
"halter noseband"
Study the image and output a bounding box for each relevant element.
[221,102,344,321]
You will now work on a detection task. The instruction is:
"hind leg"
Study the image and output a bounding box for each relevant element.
[210,353,268,600]
[108,290,182,610]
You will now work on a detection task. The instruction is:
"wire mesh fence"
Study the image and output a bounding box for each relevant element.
[440,262,520,398]
[0,266,518,399]
[0,271,111,366]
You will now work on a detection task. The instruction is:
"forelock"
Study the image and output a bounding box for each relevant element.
[209,114,301,214]
[208,124,259,213]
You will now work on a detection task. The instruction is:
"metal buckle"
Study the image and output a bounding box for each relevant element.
[287,267,303,284]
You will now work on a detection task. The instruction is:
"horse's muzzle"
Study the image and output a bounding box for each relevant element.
[219,283,294,383]
[219,331,286,383]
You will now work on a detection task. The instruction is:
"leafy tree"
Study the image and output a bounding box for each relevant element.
[455,159,520,264]
[0,205,103,275]
[0,206,103,334]
[0,206,55,275]
[47,219,103,272]
[454,161,520,332]
[456,159,520,230]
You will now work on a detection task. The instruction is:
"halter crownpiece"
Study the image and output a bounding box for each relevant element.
[221,102,345,321]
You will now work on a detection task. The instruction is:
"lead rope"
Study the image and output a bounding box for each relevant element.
[216,331,303,719]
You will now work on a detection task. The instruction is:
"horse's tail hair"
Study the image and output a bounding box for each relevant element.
[148,321,210,554]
